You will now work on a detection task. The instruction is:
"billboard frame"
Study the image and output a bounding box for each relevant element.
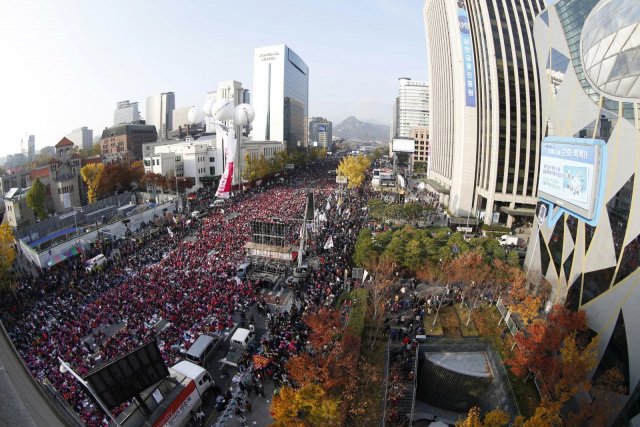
[537,137,607,227]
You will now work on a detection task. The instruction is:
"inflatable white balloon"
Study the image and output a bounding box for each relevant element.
[212,98,235,121]
[234,104,255,126]
[187,106,204,125]
[203,99,214,117]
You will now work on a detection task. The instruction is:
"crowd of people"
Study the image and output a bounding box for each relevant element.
[0,160,360,426]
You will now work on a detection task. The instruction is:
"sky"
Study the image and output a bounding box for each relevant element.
[0,0,428,157]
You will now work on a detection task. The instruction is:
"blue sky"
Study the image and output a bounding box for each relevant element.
[0,0,428,157]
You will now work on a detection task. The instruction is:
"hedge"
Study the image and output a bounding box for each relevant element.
[346,288,368,338]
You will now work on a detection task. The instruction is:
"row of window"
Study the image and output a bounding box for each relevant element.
[58,184,74,194]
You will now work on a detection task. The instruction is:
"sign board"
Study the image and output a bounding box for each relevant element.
[285,163,295,170]
[392,138,415,153]
[537,137,605,221]
[336,176,348,184]
[352,268,364,279]
[456,1,477,107]
[456,226,473,233]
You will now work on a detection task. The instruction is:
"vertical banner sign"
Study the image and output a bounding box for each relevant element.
[456,1,476,107]
[216,123,236,198]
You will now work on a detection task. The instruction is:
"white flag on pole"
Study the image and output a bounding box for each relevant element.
[167,227,174,237]
[363,269,369,283]
[324,235,334,250]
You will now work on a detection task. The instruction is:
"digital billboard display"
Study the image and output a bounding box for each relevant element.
[318,125,326,132]
[537,137,606,221]
[392,138,415,153]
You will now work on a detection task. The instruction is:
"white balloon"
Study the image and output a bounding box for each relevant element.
[234,104,255,126]
[203,99,214,117]
[187,106,204,125]
[212,98,235,121]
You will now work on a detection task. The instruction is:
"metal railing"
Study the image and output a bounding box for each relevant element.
[381,337,391,427]
[409,345,419,426]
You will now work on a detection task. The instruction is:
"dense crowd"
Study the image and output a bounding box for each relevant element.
[0,162,352,426]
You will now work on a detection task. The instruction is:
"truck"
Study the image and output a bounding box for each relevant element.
[219,328,254,368]
[499,234,522,246]
[114,361,213,427]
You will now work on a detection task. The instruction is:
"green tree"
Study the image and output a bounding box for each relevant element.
[81,163,104,203]
[26,178,47,219]
[0,223,17,292]
[337,155,371,188]
[353,229,377,267]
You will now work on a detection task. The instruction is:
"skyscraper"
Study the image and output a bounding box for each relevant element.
[27,135,35,162]
[423,0,544,225]
[146,92,175,140]
[114,100,141,125]
[393,78,429,138]
[66,127,93,152]
[252,44,309,152]
[308,117,333,151]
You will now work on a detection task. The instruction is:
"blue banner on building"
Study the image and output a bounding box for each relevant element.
[456,1,476,108]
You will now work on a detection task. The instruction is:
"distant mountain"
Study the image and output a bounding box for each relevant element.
[334,116,389,142]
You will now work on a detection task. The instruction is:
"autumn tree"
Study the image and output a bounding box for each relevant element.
[26,178,47,219]
[337,154,370,188]
[130,160,145,184]
[286,309,358,393]
[0,223,17,292]
[98,163,139,197]
[456,407,510,427]
[362,253,397,350]
[271,384,340,427]
[81,163,104,203]
[242,153,257,183]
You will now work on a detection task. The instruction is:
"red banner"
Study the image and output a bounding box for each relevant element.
[253,354,270,369]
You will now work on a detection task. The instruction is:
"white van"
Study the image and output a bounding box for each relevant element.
[186,334,220,366]
[85,254,107,272]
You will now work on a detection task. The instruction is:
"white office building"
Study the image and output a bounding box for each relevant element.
[252,44,309,152]
[146,92,175,140]
[423,0,544,225]
[113,100,141,125]
[66,127,93,152]
[394,78,429,138]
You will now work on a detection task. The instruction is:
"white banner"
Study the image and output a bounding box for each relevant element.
[324,235,334,250]
[215,123,237,199]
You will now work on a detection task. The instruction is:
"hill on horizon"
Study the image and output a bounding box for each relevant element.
[334,116,389,142]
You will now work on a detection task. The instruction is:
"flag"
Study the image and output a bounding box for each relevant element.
[363,269,369,283]
[173,216,178,224]
[324,235,334,250]
[215,123,237,199]
[167,227,174,237]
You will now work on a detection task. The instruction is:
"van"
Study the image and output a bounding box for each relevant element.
[191,210,205,219]
[186,334,220,366]
[85,254,107,272]
[230,328,253,348]
[236,262,252,278]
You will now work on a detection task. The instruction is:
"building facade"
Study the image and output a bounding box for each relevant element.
[252,44,309,152]
[66,127,93,152]
[3,188,35,228]
[114,100,141,125]
[27,135,35,162]
[410,127,429,170]
[308,117,333,151]
[146,92,175,140]
[48,137,82,213]
[525,0,640,423]
[394,78,429,138]
[423,0,544,225]
[100,124,158,161]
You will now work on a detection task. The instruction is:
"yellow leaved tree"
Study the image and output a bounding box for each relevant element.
[271,383,340,427]
[337,154,371,188]
[80,163,104,204]
[0,223,17,292]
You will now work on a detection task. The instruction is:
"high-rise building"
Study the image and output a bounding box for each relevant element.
[114,100,141,125]
[525,0,640,423]
[146,92,175,140]
[423,0,544,225]
[66,127,93,152]
[393,78,429,138]
[27,135,35,162]
[410,127,429,170]
[308,117,332,151]
[100,123,158,162]
[252,44,309,152]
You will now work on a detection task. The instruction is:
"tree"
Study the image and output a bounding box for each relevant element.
[456,407,510,427]
[26,178,47,219]
[362,253,396,350]
[0,223,17,292]
[81,163,104,203]
[337,155,370,188]
[271,384,340,427]
[98,163,138,197]
[242,153,257,183]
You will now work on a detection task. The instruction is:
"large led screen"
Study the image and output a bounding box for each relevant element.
[538,137,605,221]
